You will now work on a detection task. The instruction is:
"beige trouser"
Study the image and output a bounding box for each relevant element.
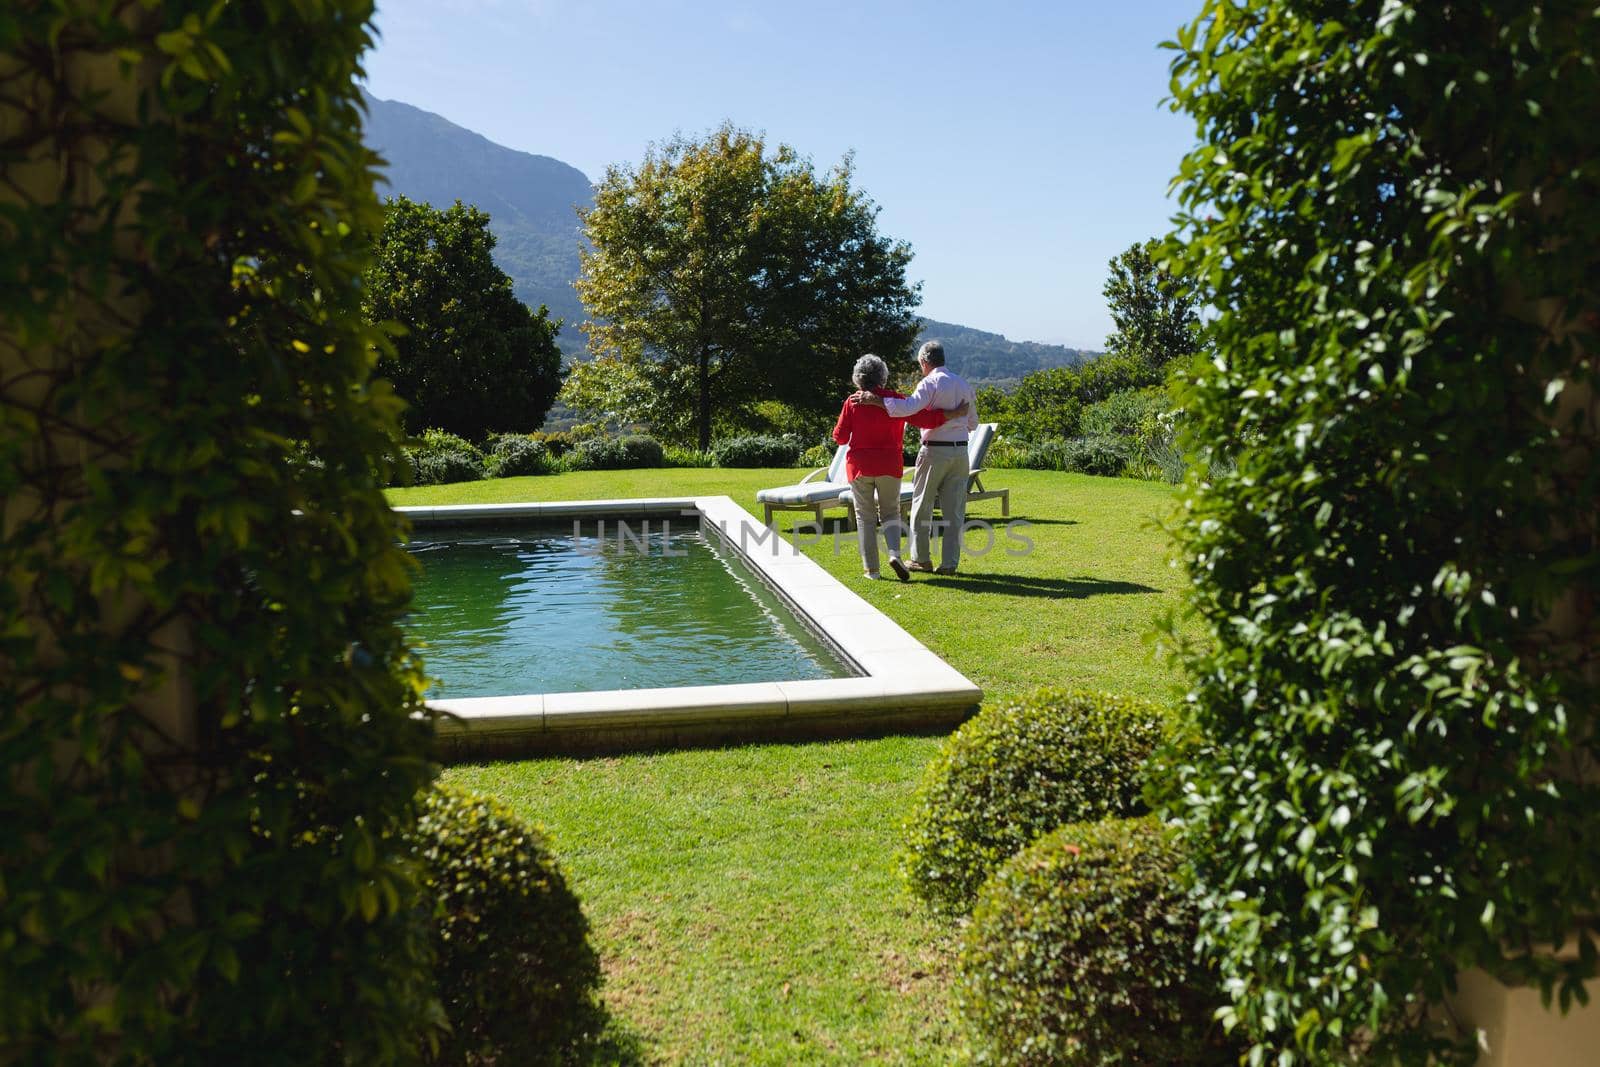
[849,474,904,574]
[909,445,969,571]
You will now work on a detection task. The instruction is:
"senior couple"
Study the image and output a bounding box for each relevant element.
[830,340,979,581]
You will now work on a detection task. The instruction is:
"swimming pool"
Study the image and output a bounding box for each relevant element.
[408,519,853,695]
[398,496,980,756]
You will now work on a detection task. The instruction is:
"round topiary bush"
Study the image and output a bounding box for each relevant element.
[900,688,1165,914]
[411,786,601,1066]
[568,433,665,471]
[955,817,1236,1066]
[484,434,553,478]
[711,433,804,468]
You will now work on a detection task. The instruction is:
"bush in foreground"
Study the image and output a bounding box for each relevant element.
[411,787,601,1066]
[956,818,1235,1066]
[900,689,1165,914]
[1163,4,1600,1059]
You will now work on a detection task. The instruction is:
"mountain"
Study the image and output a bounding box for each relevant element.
[915,319,1092,388]
[361,93,1095,379]
[362,91,593,347]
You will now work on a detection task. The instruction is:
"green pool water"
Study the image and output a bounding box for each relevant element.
[407,520,853,697]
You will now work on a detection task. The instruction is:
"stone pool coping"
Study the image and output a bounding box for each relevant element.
[396,496,982,757]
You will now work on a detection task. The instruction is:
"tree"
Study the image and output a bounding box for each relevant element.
[573,124,921,449]
[1102,239,1200,374]
[365,196,564,439]
[2,0,439,1057]
[1161,2,1598,1063]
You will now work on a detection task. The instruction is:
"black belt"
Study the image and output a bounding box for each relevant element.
[926,441,967,447]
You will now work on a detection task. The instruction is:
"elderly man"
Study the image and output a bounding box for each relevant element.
[852,340,979,574]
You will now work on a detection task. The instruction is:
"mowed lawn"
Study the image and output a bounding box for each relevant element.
[388,467,1189,1064]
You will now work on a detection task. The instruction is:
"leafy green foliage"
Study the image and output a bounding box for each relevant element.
[568,434,666,471]
[0,2,441,1058]
[1162,2,1600,1062]
[900,689,1165,914]
[998,355,1158,443]
[988,436,1133,478]
[484,434,555,478]
[411,787,601,1066]
[956,818,1236,1066]
[1079,387,1169,439]
[1101,239,1200,374]
[403,429,487,486]
[711,434,805,468]
[574,124,921,449]
[528,430,578,457]
[365,196,565,439]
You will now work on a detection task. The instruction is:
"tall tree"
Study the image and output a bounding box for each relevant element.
[365,196,564,439]
[573,125,921,449]
[1102,239,1200,374]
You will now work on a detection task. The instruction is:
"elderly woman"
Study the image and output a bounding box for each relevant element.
[831,354,967,581]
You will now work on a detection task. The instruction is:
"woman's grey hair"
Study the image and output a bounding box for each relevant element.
[852,353,889,390]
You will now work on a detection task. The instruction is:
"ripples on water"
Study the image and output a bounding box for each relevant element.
[407,520,851,697]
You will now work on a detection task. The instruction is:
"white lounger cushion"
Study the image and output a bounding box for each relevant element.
[756,444,851,507]
[758,481,852,506]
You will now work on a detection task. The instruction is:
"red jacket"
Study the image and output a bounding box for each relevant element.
[831,388,949,480]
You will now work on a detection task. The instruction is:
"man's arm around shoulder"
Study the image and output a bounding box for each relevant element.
[883,373,938,418]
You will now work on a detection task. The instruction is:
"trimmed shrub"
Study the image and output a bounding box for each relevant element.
[711,433,804,468]
[484,434,554,478]
[955,818,1236,1066]
[900,689,1165,914]
[413,787,601,1066]
[568,433,665,471]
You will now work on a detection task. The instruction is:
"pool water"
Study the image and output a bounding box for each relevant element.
[407,520,853,697]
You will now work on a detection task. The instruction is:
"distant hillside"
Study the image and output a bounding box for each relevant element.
[362,91,593,349]
[916,319,1093,388]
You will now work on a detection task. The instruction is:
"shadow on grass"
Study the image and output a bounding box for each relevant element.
[570,1001,650,1066]
[999,515,1079,526]
[918,571,1158,599]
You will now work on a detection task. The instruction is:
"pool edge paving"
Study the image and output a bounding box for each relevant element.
[399,496,982,758]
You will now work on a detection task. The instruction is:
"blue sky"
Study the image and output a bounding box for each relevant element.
[363,0,1203,349]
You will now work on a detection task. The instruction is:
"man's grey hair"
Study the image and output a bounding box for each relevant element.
[852,353,889,390]
[916,340,946,367]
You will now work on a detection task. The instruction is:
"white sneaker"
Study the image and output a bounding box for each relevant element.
[863,570,880,580]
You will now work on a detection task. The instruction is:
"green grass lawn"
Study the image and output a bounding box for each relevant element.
[388,467,1188,1063]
